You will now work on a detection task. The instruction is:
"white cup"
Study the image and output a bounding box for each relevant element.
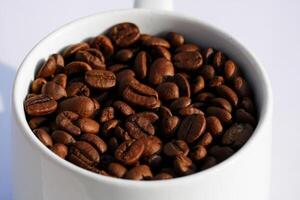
[11,0,273,199]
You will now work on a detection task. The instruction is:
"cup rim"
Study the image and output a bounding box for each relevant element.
[12,8,273,188]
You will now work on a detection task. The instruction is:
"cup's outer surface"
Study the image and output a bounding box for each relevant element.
[12,9,273,200]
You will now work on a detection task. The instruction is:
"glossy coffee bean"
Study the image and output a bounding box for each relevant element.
[33,128,53,147]
[222,123,253,148]
[107,162,127,178]
[149,58,174,85]
[173,51,203,71]
[109,23,140,47]
[174,154,196,176]
[85,70,116,90]
[124,165,153,180]
[51,143,68,159]
[52,130,75,145]
[115,139,145,165]
[163,140,189,157]
[90,35,114,58]
[24,94,57,116]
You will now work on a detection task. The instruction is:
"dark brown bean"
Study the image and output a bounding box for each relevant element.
[166,32,184,47]
[209,76,224,88]
[75,48,106,70]
[107,162,127,178]
[56,111,81,136]
[162,116,180,138]
[151,46,171,60]
[190,145,207,162]
[115,49,134,63]
[51,143,68,159]
[216,85,239,106]
[170,97,191,111]
[198,132,213,147]
[200,65,215,81]
[141,136,162,157]
[154,172,174,180]
[115,139,144,165]
[213,51,226,71]
[192,76,205,94]
[173,51,203,71]
[206,116,223,136]
[224,60,238,80]
[124,165,153,180]
[178,106,204,116]
[156,82,179,101]
[69,141,100,165]
[233,76,251,97]
[36,56,57,78]
[66,82,90,97]
[24,94,57,116]
[31,78,47,94]
[63,42,89,58]
[107,64,128,73]
[65,61,92,75]
[175,44,199,53]
[125,116,155,139]
[163,140,189,157]
[173,73,191,97]
[201,48,215,64]
[240,97,256,115]
[76,118,100,135]
[174,154,196,176]
[28,117,48,129]
[149,58,174,85]
[52,130,75,145]
[99,107,115,123]
[33,128,53,147]
[85,70,116,90]
[134,51,148,79]
[143,37,170,48]
[222,123,253,148]
[236,109,257,126]
[210,98,232,113]
[113,100,135,116]
[109,23,140,47]
[101,119,119,137]
[90,35,114,58]
[201,156,217,170]
[53,74,67,89]
[208,145,234,162]
[41,81,67,100]
[206,106,232,123]
[80,134,107,154]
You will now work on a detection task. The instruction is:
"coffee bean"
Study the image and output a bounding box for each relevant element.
[175,44,199,53]
[222,123,253,148]
[66,82,90,97]
[195,92,216,102]
[41,81,67,100]
[233,76,251,98]
[125,116,155,139]
[124,165,153,180]
[192,75,205,94]
[149,58,174,85]
[210,98,232,113]
[198,132,213,147]
[143,37,170,48]
[201,48,215,64]
[75,48,106,70]
[174,154,196,176]
[65,61,92,76]
[213,51,226,71]
[144,154,162,170]
[170,97,191,111]
[224,60,238,80]
[63,42,89,58]
[107,162,127,178]
[28,117,47,129]
[107,137,119,153]
[33,128,53,147]
[162,116,180,138]
[101,119,119,137]
[134,112,159,123]
[201,156,217,170]
[206,116,223,136]
[58,96,99,118]
[134,51,147,79]
[159,106,173,119]
[115,139,144,165]
[90,35,114,58]
[53,74,67,89]
[52,130,75,145]
[163,140,189,157]
[216,85,239,106]
[200,65,215,81]
[209,76,224,88]
[31,78,47,94]
[115,49,134,63]
[206,106,232,123]
[113,100,135,116]
[178,106,204,116]
[156,82,179,101]
[24,94,57,116]
[151,46,171,60]
[114,126,131,141]
[76,118,100,135]
[154,172,173,180]
[166,32,184,47]
[80,134,107,154]
[85,70,116,90]
[69,141,100,165]
[99,107,115,123]
[56,111,81,136]
[107,64,128,73]
[236,109,257,126]
[109,23,140,47]
[36,55,57,78]
[141,136,162,157]
[51,143,68,159]
[190,145,207,162]
[208,145,234,162]
[173,73,191,97]
[177,114,206,143]
[240,97,256,115]
[173,51,203,71]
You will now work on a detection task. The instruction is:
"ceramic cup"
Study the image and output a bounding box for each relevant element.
[11,0,273,199]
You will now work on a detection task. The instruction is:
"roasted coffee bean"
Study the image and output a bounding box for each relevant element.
[163,140,189,157]
[173,51,203,71]
[175,44,199,53]
[206,116,223,136]
[65,61,92,76]
[115,139,144,165]
[41,81,67,100]
[75,48,106,70]
[177,114,206,143]
[51,144,68,159]
[174,154,196,176]
[162,116,180,138]
[25,22,258,180]
[85,70,116,90]
[170,97,191,111]
[206,106,232,123]
[109,23,140,47]
[173,73,191,97]
[31,78,47,94]
[134,51,147,79]
[224,60,238,80]
[151,46,171,60]
[58,96,99,118]
[90,35,114,58]
[56,111,81,136]
[33,128,53,147]
[141,136,162,157]
[80,134,107,154]
[222,123,253,148]
[236,109,257,126]
[101,119,119,137]
[208,145,234,162]
[156,82,179,101]
[113,100,135,116]
[166,32,184,47]
[63,42,89,58]
[107,162,127,178]
[200,65,215,81]
[36,55,57,78]
[99,107,115,123]
[76,118,100,135]
[149,58,174,85]
[216,85,238,106]
[143,37,170,48]
[190,145,207,162]
[198,132,213,147]
[115,49,134,63]
[52,130,75,145]
[210,98,232,113]
[25,94,57,116]
[66,82,90,97]
[124,165,153,180]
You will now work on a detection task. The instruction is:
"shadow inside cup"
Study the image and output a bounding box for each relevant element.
[0,62,16,200]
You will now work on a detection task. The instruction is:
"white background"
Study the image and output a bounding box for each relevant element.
[0,0,299,199]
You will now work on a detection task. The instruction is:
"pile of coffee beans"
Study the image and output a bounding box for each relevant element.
[24,22,257,180]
